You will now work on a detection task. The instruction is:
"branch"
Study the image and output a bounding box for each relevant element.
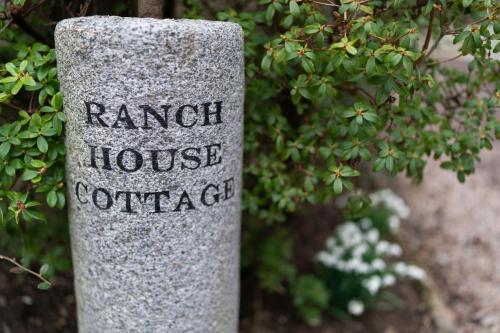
[421,7,435,54]
[0,254,51,286]
[137,0,164,18]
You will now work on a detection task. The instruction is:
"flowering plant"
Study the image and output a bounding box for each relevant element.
[316,189,425,318]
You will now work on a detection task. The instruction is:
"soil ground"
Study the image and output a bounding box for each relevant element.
[392,141,500,333]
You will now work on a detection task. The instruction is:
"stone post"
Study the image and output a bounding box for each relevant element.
[55,17,244,333]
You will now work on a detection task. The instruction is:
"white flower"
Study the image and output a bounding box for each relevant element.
[383,274,396,287]
[363,275,382,295]
[406,265,426,280]
[347,299,365,316]
[388,215,400,233]
[369,189,410,218]
[375,240,390,254]
[338,222,363,247]
[316,251,338,267]
[371,258,386,271]
[365,229,380,243]
[360,217,372,230]
[394,262,408,275]
[388,244,402,257]
[352,243,368,258]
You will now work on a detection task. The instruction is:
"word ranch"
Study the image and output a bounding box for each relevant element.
[74,177,236,214]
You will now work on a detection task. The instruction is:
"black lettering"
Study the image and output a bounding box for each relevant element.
[85,101,109,127]
[202,101,223,126]
[174,191,195,211]
[144,191,170,213]
[92,188,113,210]
[111,104,138,129]
[149,149,177,172]
[205,143,222,167]
[89,145,112,170]
[75,182,88,204]
[117,148,143,172]
[201,184,220,207]
[224,177,235,200]
[175,105,198,128]
[181,147,201,170]
[115,191,141,213]
[140,105,171,129]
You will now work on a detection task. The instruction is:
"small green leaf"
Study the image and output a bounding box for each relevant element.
[0,141,11,157]
[345,44,357,55]
[39,263,49,275]
[37,282,51,290]
[19,60,28,71]
[21,75,36,87]
[5,63,17,76]
[462,0,473,7]
[261,54,272,71]
[47,190,57,207]
[37,136,48,153]
[21,169,39,181]
[11,80,23,95]
[51,92,63,109]
[333,178,343,194]
[289,0,300,16]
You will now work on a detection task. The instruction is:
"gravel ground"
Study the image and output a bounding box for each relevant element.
[393,143,500,333]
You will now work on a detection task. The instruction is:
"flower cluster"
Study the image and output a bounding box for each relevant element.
[316,189,425,317]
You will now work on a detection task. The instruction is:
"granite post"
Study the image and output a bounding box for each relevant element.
[55,17,244,332]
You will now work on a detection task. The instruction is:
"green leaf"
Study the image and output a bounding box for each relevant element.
[51,92,63,109]
[453,31,470,44]
[0,141,11,157]
[462,0,473,7]
[11,80,23,95]
[21,169,39,181]
[289,0,300,16]
[0,76,18,84]
[39,263,49,275]
[47,190,57,207]
[345,44,357,55]
[21,75,36,87]
[19,60,28,72]
[261,54,272,72]
[5,63,17,76]
[333,178,343,194]
[301,58,315,73]
[37,136,48,153]
[37,282,51,290]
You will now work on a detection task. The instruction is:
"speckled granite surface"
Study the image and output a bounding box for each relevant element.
[55,16,244,333]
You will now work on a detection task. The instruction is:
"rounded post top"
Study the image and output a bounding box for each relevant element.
[55,16,243,37]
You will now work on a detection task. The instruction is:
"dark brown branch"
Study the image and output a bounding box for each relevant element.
[421,6,435,54]
[137,0,164,18]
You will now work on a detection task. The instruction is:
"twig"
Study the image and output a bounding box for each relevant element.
[78,0,92,17]
[428,54,463,66]
[0,254,51,286]
[4,102,24,111]
[0,19,13,35]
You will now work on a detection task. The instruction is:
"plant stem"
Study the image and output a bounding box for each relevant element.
[0,254,51,286]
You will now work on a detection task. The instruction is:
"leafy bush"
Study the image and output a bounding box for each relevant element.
[211,0,499,306]
[0,0,499,320]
